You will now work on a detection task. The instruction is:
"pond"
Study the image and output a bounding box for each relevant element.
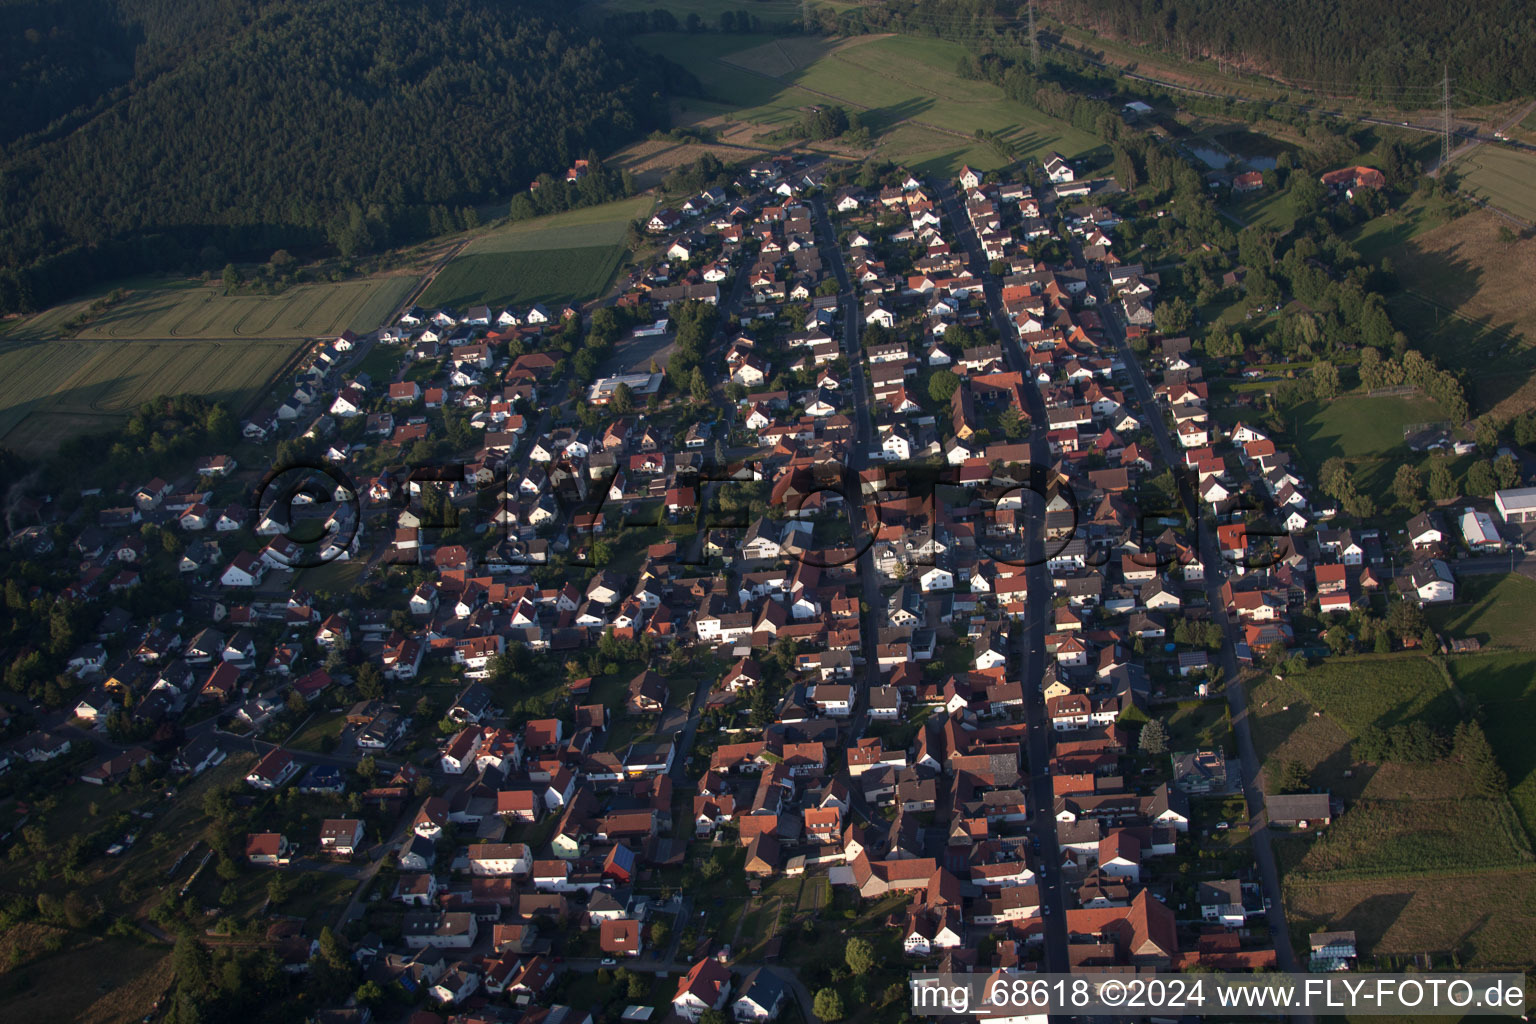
[1189,145,1230,169]
[1190,143,1277,172]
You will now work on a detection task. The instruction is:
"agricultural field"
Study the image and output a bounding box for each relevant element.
[418,195,652,311]
[65,276,416,342]
[0,337,302,455]
[1449,651,1536,839]
[1254,657,1536,968]
[635,31,1102,175]
[1382,209,1536,418]
[1453,144,1536,223]
[1277,796,1531,878]
[1285,866,1536,969]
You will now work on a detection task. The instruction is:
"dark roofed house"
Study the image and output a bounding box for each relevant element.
[627,670,667,714]
[1266,792,1333,828]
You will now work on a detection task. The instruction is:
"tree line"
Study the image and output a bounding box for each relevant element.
[1047,0,1536,102]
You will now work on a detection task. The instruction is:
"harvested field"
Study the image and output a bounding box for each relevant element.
[1391,209,1536,418]
[1286,867,1536,969]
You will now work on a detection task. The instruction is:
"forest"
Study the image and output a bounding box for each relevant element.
[1043,0,1536,101]
[0,0,677,314]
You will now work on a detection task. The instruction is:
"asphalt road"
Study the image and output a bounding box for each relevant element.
[1080,245,1310,1000]
[938,181,1071,967]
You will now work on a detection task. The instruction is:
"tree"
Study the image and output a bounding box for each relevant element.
[1139,718,1169,755]
[354,663,383,699]
[1428,460,1457,500]
[1475,417,1501,450]
[610,382,634,414]
[354,981,387,1009]
[1153,296,1192,335]
[1495,453,1521,489]
[1467,460,1497,496]
[699,1011,730,1024]
[814,988,846,1022]
[1454,721,1507,797]
[308,926,353,1001]
[690,367,709,404]
[221,263,241,294]
[356,755,378,783]
[1311,360,1340,400]
[1392,463,1423,509]
[1274,759,1310,794]
[999,405,1024,439]
[927,369,960,403]
[845,936,876,975]
[1498,225,1518,244]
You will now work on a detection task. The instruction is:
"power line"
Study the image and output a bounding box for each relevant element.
[1029,0,1040,71]
[1442,64,1452,165]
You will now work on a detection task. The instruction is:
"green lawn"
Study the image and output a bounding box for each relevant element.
[1289,393,1449,463]
[1449,650,1536,841]
[1284,655,1460,739]
[288,712,347,753]
[296,557,367,597]
[1163,699,1233,754]
[1226,186,1300,232]
[1428,573,1536,650]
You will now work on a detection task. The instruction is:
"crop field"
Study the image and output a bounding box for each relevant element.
[637,31,1101,175]
[418,195,651,311]
[1257,656,1536,968]
[1278,797,1532,878]
[1449,651,1536,840]
[1285,867,1536,969]
[60,276,417,341]
[1454,144,1536,223]
[0,337,300,454]
[1249,671,1472,802]
[419,246,625,311]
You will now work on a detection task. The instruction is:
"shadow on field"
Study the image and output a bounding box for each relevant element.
[863,96,936,133]
[1335,891,1415,949]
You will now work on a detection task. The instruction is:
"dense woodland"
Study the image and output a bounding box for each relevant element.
[1047,0,1536,101]
[0,0,678,314]
[805,0,1535,103]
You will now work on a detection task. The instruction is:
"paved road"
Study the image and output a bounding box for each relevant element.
[1083,255,1309,995]
[938,181,1071,968]
[808,196,885,724]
